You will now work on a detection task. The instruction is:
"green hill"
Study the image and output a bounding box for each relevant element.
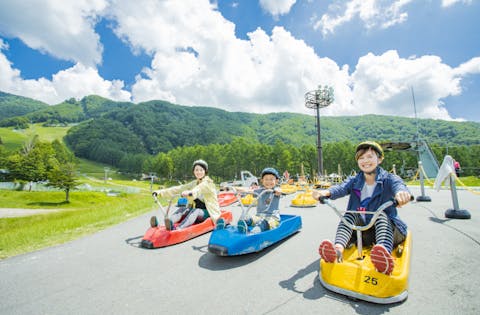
[0,91,49,120]
[1,91,479,168]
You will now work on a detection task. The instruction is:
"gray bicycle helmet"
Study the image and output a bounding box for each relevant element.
[192,159,208,173]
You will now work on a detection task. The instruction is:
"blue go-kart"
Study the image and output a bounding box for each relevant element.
[208,188,302,256]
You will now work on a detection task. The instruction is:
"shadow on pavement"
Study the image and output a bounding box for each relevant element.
[197,237,289,271]
[124,235,144,248]
[429,217,480,246]
[279,259,322,298]
[279,259,405,314]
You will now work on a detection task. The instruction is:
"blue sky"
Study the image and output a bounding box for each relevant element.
[0,0,479,122]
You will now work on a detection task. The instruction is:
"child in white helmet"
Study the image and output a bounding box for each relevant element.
[151,159,220,230]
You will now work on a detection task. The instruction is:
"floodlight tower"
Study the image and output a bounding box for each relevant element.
[305,85,334,177]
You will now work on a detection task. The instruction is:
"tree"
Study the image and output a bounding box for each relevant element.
[51,139,75,164]
[47,160,78,202]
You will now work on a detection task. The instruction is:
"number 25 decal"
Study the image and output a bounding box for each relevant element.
[364,276,378,285]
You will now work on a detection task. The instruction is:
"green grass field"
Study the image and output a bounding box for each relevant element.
[76,158,134,181]
[0,128,27,151]
[0,123,165,259]
[0,189,155,259]
[406,175,480,187]
[0,123,71,152]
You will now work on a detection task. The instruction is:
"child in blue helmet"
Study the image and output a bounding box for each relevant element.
[217,167,282,234]
[312,141,412,275]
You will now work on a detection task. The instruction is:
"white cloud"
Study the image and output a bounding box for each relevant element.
[117,1,351,114]
[259,0,297,18]
[0,48,131,104]
[107,0,233,56]
[49,63,131,102]
[0,0,476,122]
[453,57,480,76]
[314,0,413,36]
[350,50,462,120]
[441,0,472,8]
[0,0,108,66]
[116,0,465,120]
[105,0,350,113]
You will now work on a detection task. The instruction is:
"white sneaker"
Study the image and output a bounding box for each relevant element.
[251,226,262,234]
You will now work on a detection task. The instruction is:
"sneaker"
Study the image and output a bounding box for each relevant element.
[237,220,248,234]
[216,218,226,230]
[371,244,394,275]
[250,226,262,234]
[318,240,337,263]
[164,218,174,231]
[150,216,158,228]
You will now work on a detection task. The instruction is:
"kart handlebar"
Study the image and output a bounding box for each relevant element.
[152,194,175,217]
[236,188,279,220]
[318,195,413,232]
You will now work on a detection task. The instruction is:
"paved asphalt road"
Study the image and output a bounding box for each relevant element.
[1,186,479,315]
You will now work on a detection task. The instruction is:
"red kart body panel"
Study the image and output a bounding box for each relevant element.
[141,210,233,249]
[217,192,238,207]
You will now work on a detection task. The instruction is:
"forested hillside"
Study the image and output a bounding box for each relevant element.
[1,91,479,168]
[1,91,479,179]
[63,98,479,159]
[0,92,48,120]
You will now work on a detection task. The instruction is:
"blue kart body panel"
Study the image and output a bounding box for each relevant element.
[208,214,302,256]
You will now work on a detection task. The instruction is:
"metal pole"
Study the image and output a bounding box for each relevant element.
[305,85,334,179]
[444,160,470,219]
[449,174,460,211]
[416,161,431,202]
[104,167,109,184]
[316,107,323,176]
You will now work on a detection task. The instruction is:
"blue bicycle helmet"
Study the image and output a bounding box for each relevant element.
[260,167,280,179]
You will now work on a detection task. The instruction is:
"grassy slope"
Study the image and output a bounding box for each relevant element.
[0,190,154,259]
[0,124,160,259]
[0,128,27,151]
[0,124,126,179]
[0,123,70,151]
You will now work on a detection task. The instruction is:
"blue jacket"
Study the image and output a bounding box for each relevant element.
[328,167,409,235]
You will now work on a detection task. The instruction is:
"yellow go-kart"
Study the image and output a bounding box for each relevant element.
[240,193,257,206]
[290,190,317,208]
[280,183,297,195]
[318,198,412,304]
[313,180,331,189]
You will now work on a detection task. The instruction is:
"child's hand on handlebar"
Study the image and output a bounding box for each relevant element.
[312,189,331,201]
[181,190,193,197]
[394,191,412,207]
